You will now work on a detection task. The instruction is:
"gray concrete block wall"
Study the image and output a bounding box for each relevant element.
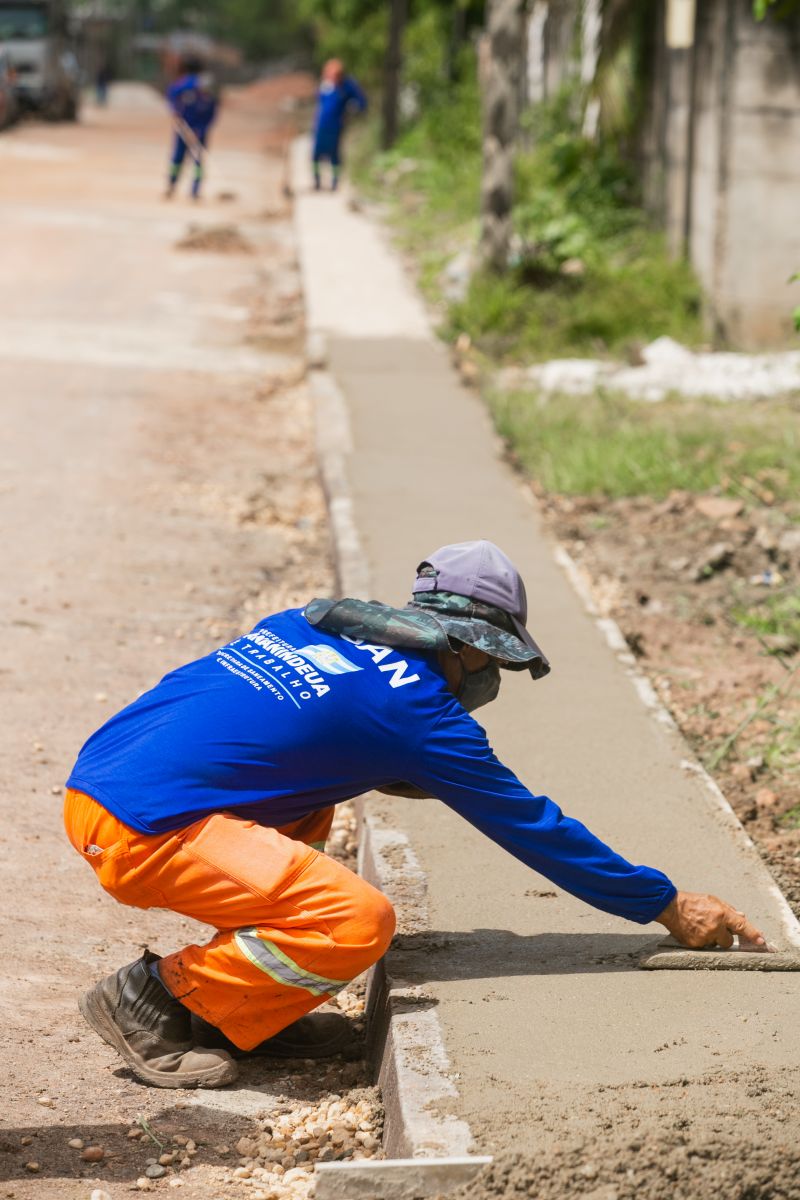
[643,0,800,348]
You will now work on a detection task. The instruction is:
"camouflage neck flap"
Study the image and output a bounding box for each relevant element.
[304,592,548,676]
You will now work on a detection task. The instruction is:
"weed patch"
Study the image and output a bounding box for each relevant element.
[488,389,800,500]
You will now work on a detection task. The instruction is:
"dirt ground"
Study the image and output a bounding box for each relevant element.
[0,79,382,1199]
[538,487,800,919]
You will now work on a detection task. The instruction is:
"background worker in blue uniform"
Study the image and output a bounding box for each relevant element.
[165,57,219,200]
[64,540,767,1090]
[311,58,366,191]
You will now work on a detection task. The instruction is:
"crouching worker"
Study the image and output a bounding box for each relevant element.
[64,540,767,1089]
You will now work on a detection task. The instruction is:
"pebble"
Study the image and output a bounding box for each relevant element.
[145,1164,167,1179]
[128,1127,144,1139]
[159,1152,176,1166]
[68,1138,84,1149]
[20,1137,33,1146]
[24,1163,39,1173]
[90,1191,112,1200]
[36,1095,55,1108]
[81,1146,105,1162]
[135,1179,154,1192]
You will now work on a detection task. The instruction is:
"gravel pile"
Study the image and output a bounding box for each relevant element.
[229,1089,383,1197]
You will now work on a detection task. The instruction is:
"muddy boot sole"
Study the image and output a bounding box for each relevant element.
[79,986,238,1089]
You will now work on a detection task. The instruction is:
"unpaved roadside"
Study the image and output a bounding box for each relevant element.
[0,82,381,1198]
[539,488,800,917]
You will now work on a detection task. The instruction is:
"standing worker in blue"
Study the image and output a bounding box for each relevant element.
[312,58,366,191]
[165,57,219,201]
[64,540,768,1090]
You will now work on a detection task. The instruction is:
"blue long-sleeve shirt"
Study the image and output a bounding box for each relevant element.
[67,607,675,925]
[167,72,218,135]
[313,76,366,156]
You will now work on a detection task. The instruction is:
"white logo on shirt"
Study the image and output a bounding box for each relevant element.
[297,644,362,675]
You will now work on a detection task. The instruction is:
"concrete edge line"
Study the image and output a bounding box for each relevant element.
[552,542,800,949]
[359,815,475,1162]
[308,355,370,601]
[304,337,477,1167]
[313,1156,493,1200]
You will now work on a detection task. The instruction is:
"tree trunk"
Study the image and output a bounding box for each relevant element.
[480,0,524,272]
[382,0,407,150]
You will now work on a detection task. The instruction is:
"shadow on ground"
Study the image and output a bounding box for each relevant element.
[389,930,659,980]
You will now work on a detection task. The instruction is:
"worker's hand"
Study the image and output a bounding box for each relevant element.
[655,890,768,949]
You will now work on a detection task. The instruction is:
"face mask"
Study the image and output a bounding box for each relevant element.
[457,659,501,712]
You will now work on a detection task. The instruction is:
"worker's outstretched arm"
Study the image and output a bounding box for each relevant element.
[408,705,764,944]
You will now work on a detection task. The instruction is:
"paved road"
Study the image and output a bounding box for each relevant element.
[0,83,333,1196]
[293,146,800,1163]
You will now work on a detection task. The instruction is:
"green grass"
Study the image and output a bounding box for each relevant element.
[354,78,703,360]
[733,592,800,646]
[487,389,800,500]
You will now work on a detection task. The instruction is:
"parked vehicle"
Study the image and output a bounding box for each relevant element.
[0,44,19,127]
[0,1,79,120]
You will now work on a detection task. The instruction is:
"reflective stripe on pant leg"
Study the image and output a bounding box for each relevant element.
[234,928,349,996]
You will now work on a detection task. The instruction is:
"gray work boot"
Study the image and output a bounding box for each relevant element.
[79,951,238,1089]
[191,1010,355,1059]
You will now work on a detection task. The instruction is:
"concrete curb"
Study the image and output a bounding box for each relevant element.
[304,333,475,1165]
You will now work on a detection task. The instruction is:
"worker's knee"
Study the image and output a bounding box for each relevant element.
[330,876,395,977]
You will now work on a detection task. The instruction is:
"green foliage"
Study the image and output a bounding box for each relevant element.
[142,0,312,61]
[486,390,800,500]
[361,72,703,360]
[734,591,800,645]
[296,0,387,83]
[753,0,800,20]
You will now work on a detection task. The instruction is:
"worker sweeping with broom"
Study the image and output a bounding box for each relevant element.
[164,56,219,201]
[64,540,767,1089]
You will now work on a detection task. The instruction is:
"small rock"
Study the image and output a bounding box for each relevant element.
[777,528,800,557]
[158,1152,176,1166]
[135,1179,154,1192]
[762,633,798,656]
[25,1163,39,1173]
[695,496,744,521]
[641,336,693,367]
[214,1144,230,1155]
[144,1164,167,1179]
[692,542,733,581]
[68,1138,84,1149]
[81,1146,105,1162]
[90,1190,112,1200]
[579,1162,599,1179]
[20,1136,33,1146]
[36,1096,55,1108]
[127,1127,143,1139]
[94,692,108,702]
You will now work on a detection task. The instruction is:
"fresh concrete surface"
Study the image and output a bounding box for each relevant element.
[293,150,800,1155]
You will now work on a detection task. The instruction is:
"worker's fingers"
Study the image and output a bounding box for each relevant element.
[723,906,766,947]
[714,925,735,949]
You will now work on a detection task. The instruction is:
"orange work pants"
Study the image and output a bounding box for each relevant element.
[64,789,395,1050]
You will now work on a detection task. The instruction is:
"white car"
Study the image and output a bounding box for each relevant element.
[0,2,79,120]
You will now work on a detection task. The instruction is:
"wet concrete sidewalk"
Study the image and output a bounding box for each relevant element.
[292,141,800,1158]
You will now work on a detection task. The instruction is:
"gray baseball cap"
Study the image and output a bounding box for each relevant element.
[411,540,550,680]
